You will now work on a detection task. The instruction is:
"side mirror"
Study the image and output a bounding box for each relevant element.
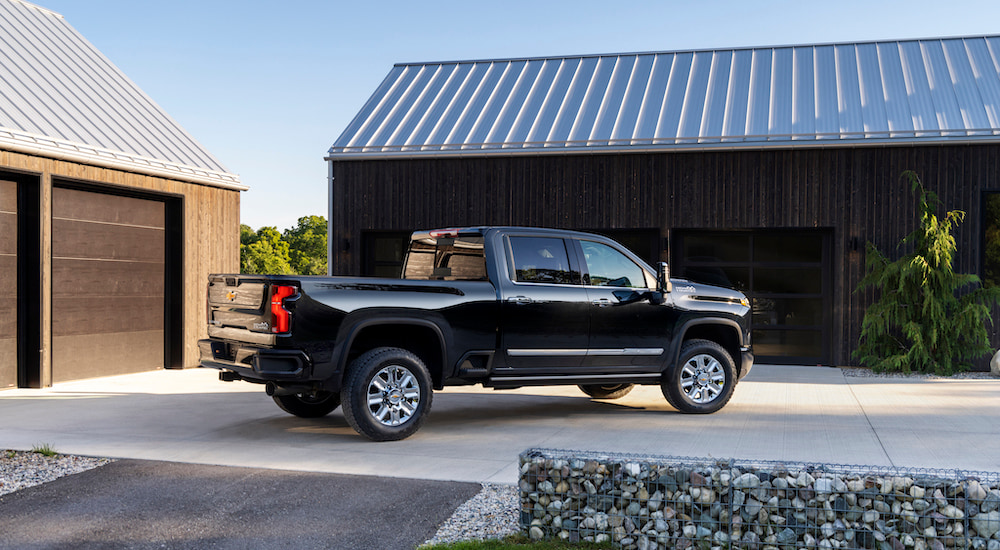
[657,262,672,293]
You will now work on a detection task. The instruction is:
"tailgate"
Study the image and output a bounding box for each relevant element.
[207,275,272,334]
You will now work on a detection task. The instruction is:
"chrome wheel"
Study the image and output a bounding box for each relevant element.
[680,353,725,404]
[366,364,421,426]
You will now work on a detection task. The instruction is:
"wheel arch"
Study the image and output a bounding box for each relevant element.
[667,318,745,376]
[337,318,449,388]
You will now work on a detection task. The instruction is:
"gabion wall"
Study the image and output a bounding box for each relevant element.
[519,449,1000,550]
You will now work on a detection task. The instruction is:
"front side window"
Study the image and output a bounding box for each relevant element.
[581,240,646,288]
[509,236,578,284]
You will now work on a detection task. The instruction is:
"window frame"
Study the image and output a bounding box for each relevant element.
[504,235,583,287]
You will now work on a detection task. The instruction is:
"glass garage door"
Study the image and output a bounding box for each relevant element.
[673,230,832,365]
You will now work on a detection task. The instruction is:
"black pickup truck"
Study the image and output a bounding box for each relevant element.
[200,227,753,441]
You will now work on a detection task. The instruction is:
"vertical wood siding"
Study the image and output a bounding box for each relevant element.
[1,149,240,380]
[331,144,1000,366]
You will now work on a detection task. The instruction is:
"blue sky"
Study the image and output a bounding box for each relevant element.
[37,0,1000,231]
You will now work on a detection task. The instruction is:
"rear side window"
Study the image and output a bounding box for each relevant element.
[509,237,579,285]
[402,236,488,281]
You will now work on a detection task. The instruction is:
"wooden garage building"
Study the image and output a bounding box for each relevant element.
[326,35,1000,367]
[1,0,244,388]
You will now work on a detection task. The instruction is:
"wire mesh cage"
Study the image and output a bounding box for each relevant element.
[519,448,1000,550]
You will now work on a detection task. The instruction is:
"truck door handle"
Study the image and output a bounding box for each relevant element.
[507,295,532,305]
[591,298,612,307]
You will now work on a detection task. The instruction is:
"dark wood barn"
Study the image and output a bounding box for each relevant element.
[1,0,243,388]
[327,36,1000,367]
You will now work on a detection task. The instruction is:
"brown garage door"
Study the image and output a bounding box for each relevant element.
[52,187,165,382]
[0,180,15,388]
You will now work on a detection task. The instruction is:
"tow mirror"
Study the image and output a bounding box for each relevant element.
[657,262,672,293]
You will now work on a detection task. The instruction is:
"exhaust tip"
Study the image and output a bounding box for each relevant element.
[265,381,277,396]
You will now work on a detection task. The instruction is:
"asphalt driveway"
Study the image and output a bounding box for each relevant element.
[0,460,480,550]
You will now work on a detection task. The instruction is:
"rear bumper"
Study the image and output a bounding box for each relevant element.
[198,339,309,380]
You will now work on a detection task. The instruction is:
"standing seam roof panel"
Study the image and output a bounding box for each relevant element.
[372,65,440,147]
[700,50,733,142]
[923,40,966,136]
[505,59,561,147]
[442,62,504,148]
[525,58,578,145]
[943,39,991,135]
[677,51,712,143]
[969,38,1000,130]
[856,43,890,137]
[813,45,840,137]
[721,49,752,141]
[591,55,636,144]
[566,56,615,143]
[745,49,772,139]
[790,47,814,140]
[633,54,673,143]
[768,48,793,138]
[656,52,693,140]
[875,43,913,135]
[610,54,654,142]
[394,64,460,148]
[328,35,1000,157]
[488,60,544,146]
[411,63,474,149]
[465,61,523,148]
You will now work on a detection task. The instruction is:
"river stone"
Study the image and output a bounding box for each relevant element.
[941,505,964,519]
[968,481,988,503]
[683,525,698,538]
[776,528,797,545]
[735,473,762,489]
[971,510,1000,539]
[816,478,835,495]
[983,492,1000,513]
[529,526,545,540]
[987,540,999,550]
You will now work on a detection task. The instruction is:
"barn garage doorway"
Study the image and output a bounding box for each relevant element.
[672,229,833,365]
[51,183,182,383]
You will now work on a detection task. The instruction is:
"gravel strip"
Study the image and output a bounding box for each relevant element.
[0,450,114,497]
[424,482,520,546]
[840,366,998,379]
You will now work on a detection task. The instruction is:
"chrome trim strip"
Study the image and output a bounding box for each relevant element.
[507,348,664,357]
[588,348,664,356]
[507,349,587,357]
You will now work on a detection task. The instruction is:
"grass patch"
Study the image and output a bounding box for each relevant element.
[4,450,15,459]
[421,534,615,549]
[31,443,58,457]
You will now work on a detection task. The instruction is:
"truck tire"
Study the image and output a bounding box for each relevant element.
[272,391,341,418]
[340,347,433,441]
[578,383,635,399]
[661,339,736,414]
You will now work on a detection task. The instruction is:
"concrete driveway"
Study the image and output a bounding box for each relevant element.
[1,365,999,482]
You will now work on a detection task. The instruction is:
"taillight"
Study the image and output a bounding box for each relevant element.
[270,285,296,334]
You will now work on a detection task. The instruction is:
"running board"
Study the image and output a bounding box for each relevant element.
[486,373,662,389]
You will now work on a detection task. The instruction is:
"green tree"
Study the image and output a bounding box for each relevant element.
[241,226,293,275]
[853,171,1000,374]
[283,215,328,275]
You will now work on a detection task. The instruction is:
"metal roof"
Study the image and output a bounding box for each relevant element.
[0,0,244,190]
[329,35,1000,159]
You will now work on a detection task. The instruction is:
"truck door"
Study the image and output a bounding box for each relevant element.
[497,235,590,372]
[574,239,678,371]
